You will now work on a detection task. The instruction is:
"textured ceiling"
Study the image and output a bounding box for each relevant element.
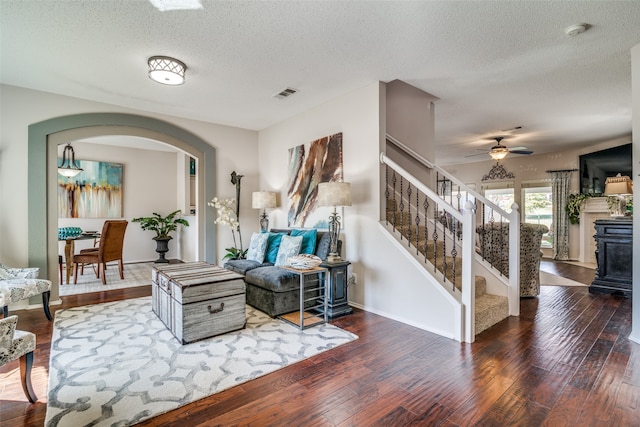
[2,1,640,164]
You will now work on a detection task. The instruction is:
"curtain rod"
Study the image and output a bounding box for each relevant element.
[546,169,578,173]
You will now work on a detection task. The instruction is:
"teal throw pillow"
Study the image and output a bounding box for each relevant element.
[275,235,303,266]
[246,232,269,263]
[264,232,286,264]
[291,228,317,254]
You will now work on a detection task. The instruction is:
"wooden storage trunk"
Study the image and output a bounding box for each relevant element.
[152,262,246,344]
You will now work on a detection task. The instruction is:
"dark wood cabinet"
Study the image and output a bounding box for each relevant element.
[591,219,632,297]
[320,260,353,318]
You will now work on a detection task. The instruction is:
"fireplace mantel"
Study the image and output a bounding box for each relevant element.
[579,197,611,263]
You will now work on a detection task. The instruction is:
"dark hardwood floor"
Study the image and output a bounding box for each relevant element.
[2,261,638,426]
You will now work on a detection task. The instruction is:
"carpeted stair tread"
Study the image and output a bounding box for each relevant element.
[388,206,509,336]
[475,293,509,335]
[475,275,487,296]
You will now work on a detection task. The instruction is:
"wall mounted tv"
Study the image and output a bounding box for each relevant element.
[579,143,632,194]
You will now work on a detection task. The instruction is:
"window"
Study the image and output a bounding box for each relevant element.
[451,183,476,212]
[482,184,514,222]
[522,184,553,248]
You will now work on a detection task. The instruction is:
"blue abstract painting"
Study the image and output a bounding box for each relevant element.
[58,160,123,218]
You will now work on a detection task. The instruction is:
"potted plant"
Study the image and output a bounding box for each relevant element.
[565,193,596,225]
[132,210,189,263]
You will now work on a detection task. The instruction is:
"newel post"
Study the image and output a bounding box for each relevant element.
[462,200,476,343]
[508,202,521,316]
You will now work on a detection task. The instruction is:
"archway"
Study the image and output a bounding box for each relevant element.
[28,113,216,300]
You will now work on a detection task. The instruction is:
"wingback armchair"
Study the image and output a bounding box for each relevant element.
[0,315,37,402]
[0,264,52,320]
[476,222,549,297]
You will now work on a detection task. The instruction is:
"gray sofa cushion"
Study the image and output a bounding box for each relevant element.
[223,259,265,275]
[244,266,300,293]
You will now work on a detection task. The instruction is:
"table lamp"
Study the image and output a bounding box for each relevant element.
[252,192,277,232]
[604,174,632,217]
[317,182,352,262]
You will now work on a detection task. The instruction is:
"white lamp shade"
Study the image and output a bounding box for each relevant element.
[252,191,277,209]
[604,174,633,195]
[317,182,352,207]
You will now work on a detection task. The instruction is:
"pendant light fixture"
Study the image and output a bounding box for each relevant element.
[58,143,83,177]
[148,56,187,85]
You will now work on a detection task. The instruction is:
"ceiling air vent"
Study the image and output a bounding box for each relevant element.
[274,87,298,100]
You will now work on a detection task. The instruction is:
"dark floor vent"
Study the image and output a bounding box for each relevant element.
[274,87,298,99]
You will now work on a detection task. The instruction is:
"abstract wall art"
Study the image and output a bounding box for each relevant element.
[287,132,343,227]
[58,160,123,218]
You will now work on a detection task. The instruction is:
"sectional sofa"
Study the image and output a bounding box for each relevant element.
[224,229,339,317]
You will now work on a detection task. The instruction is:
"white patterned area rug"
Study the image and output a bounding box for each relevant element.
[540,270,588,287]
[59,262,154,296]
[45,297,358,427]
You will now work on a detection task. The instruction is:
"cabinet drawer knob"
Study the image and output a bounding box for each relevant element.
[208,302,224,314]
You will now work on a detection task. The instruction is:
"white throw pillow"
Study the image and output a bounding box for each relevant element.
[246,232,269,263]
[274,235,303,266]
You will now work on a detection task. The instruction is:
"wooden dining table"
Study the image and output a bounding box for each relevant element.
[59,233,100,284]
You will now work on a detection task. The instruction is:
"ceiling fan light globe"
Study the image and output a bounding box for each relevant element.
[489,146,509,160]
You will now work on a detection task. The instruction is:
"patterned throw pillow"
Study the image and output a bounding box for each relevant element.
[264,232,286,264]
[274,235,303,266]
[291,229,317,254]
[246,232,269,263]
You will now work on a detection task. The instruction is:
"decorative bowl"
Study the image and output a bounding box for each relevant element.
[286,254,322,270]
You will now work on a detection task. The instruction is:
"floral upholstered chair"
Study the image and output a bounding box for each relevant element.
[0,264,52,320]
[476,222,549,297]
[0,315,37,402]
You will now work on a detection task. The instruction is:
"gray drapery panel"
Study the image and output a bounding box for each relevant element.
[549,170,573,260]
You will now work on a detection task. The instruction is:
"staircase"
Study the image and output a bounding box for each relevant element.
[387,205,509,336]
[380,134,521,342]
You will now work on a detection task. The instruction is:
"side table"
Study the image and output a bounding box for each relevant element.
[278,266,328,330]
[320,260,353,318]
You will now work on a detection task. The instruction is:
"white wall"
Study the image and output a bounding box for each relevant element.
[0,84,258,273]
[443,135,632,260]
[258,82,458,338]
[386,79,437,162]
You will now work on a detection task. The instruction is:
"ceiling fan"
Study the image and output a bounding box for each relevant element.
[467,136,533,160]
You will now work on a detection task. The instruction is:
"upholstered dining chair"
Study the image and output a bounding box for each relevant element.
[73,220,128,285]
[0,315,37,403]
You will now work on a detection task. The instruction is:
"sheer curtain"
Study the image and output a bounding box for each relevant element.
[549,170,573,260]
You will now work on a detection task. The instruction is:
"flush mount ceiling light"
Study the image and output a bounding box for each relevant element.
[148,56,187,85]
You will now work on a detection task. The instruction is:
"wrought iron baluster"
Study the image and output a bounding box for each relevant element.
[451,220,458,291]
[406,183,412,248]
[480,203,487,260]
[415,188,420,255]
[499,215,504,277]
[423,197,429,263]
[441,212,448,284]
[399,177,404,240]
[385,165,389,226]
[432,200,439,274]
[392,171,397,232]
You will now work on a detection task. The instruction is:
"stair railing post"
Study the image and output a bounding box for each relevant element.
[508,203,521,317]
[462,200,476,343]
